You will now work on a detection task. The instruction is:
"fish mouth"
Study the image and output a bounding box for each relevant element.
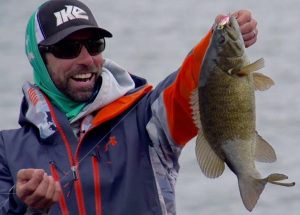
[221,16,245,56]
[216,16,242,42]
[212,16,245,73]
[225,16,241,42]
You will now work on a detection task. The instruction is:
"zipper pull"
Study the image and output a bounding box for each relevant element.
[71,166,78,181]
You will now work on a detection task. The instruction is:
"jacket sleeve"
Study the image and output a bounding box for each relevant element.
[0,133,27,214]
[143,30,212,212]
[145,30,212,149]
[163,30,212,146]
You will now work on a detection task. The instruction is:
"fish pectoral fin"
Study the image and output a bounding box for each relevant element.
[253,72,275,91]
[255,133,277,163]
[237,57,274,90]
[190,89,201,129]
[266,173,296,187]
[238,58,265,76]
[195,133,225,178]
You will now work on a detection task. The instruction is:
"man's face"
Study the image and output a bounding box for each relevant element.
[45,30,104,102]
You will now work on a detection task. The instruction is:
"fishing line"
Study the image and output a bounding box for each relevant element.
[0,200,7,211]
[0,185,15,208]
[64,98,142,181]
[0,97,143,198]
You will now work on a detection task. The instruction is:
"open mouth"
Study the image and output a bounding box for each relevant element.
[72,73,95,82]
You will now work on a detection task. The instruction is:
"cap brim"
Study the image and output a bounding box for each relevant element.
[39,25,112,45]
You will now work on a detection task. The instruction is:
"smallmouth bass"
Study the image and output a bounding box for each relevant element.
[190,15,295,211]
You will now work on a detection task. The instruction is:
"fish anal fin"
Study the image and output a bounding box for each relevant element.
[238,175,267,212]
[195,133,225,178]
[253,72,275,91]
[238,58,265,76]
[255,132,277,163]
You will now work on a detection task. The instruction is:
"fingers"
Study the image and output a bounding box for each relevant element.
[243,30,257,48]
[16,169,61,210]
[214,10,258,48]
[232,10,251,25]
[17,168,44,182]
[36,176,56,209]
[238,19,257,35]
[16,169,45,199]
[27,174,51,208]
[44,178,62,208]
[232,10,258,48]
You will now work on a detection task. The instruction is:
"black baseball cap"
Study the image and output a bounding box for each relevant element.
[36,0,112,46]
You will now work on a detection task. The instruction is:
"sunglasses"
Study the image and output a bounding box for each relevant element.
[39,38,105,59]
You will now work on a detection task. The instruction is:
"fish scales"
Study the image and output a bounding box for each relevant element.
[199,69,255,144]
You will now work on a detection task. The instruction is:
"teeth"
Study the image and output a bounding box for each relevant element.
[73,73,93,79]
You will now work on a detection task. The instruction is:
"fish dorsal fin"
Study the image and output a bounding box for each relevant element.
[190,89,201,129]
[253,72,275,91]
[238,58,265,76]
[255,132,277,163]
[195,133,225,178]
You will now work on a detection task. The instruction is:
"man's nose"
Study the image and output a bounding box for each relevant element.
[76,45,94,65]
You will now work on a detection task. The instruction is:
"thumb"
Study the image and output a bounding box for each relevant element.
[17,169,45,185]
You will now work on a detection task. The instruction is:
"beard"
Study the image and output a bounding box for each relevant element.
[52,65,102,103]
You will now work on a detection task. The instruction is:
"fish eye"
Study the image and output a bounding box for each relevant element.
[217,25,224,30]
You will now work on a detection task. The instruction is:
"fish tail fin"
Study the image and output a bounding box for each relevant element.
[238,173,295,211]
[266,173,295,187]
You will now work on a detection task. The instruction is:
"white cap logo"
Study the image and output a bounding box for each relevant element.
[54,5,89,26]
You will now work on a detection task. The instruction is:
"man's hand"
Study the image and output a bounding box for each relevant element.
[16,169,61,210]
[215,10,258,48]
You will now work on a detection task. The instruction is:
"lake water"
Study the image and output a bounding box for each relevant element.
[0,0,299,214]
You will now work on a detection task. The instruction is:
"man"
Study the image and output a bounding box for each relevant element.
[0,0,258,214]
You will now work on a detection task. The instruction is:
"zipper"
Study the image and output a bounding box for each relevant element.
[92,155,102,215]
[50,163,69,215]
[45,97,87,215]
